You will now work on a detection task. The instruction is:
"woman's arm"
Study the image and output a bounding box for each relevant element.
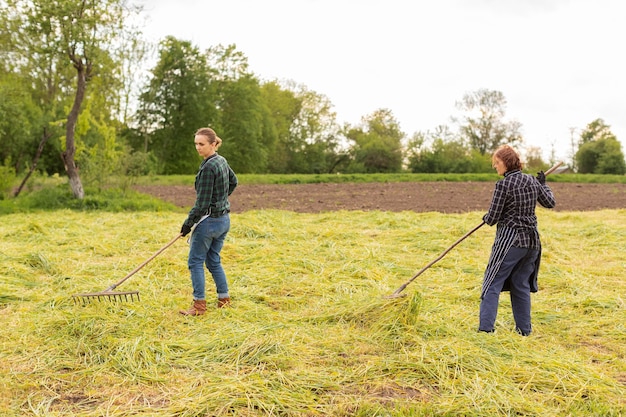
[228,166,238,196]
[483,181,506,226]
[184,167,215,227]
[537,183,556,209]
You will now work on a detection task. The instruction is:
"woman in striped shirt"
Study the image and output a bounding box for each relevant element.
[479,145,556,336]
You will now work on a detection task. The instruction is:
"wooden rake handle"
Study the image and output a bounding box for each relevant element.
[387,161,563,298]
[544,161,563,175]
[389,221,485,297]
[104,233,183,292]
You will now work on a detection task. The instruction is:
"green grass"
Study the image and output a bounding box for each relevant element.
[134,172,626,186]
[1,209,624,416]
[0,184,180,215]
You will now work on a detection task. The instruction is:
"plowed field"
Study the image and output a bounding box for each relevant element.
[135,182,626,213]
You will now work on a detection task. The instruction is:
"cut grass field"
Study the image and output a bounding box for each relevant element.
[1,209,624,416]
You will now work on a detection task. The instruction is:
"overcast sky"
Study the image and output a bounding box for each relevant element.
[138,0,625,163]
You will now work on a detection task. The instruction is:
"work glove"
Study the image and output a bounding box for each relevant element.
[536,171,546,185]
[180,224,192,237]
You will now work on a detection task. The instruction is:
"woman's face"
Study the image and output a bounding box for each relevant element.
[194,134,216,159]
[493,157,507,176]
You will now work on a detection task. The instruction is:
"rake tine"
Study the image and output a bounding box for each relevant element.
[72,291,141,304]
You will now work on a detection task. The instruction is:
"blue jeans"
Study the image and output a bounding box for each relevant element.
[187,215,230,300]
[479,246,539,335]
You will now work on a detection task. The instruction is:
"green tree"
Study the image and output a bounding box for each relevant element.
[524,146,549,173]
[579,118,612,145]
[206,44,273,174]
[575,119,625,174]
[216,74,270,173]
[135,41,275,174]
[1,1,71,178]
[260,80,345,174]
[2,0,140,198]
[406,126,491,173]
[0,74,43,172]
[74,98,127,188]
[135,37,213,174]
[346,109,404,173]
[455,89,522,155]
[286,83,342,174]
[261,81,300,173]
[117,30,150,126]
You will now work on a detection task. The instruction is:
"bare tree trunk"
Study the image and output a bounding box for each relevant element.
[13,128,52,197]
[327,154,350,174]
[62,65,87,199]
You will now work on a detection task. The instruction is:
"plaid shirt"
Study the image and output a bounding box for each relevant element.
[483,170,556,249]
[184,153,238,227]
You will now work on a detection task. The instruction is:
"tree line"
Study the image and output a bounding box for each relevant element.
[1,0,624,199]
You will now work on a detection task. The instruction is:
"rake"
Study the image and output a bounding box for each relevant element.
[72,233,182,304]
[385,161,563,299]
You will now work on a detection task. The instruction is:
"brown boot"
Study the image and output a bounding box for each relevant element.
[179,299,207,316]
[217,297,231,308]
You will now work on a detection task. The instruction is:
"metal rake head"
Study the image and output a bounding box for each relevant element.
[72,291,140,305]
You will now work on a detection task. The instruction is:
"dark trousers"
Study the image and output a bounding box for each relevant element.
[479,246,539,335]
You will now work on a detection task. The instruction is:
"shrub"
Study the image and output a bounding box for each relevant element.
[0,164,16,200]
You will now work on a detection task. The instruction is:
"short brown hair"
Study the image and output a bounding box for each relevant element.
[493,145,522,171]
[195,127,223,148]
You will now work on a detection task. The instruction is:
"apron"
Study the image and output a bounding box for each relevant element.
[481,225,540,298]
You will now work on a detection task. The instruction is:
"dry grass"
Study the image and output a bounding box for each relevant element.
[0,209,624,416]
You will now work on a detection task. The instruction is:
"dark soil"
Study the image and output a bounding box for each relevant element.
[134,182,626,213]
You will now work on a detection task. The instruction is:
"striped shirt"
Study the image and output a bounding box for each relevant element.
[481,169,556,297]
[483,170,556,249]
[184,153,238,227]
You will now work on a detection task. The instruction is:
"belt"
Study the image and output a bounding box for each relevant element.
[208,208,229,218]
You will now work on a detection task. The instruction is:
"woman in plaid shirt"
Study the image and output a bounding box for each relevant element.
[479,145,555,336]
[179,127,238,316]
